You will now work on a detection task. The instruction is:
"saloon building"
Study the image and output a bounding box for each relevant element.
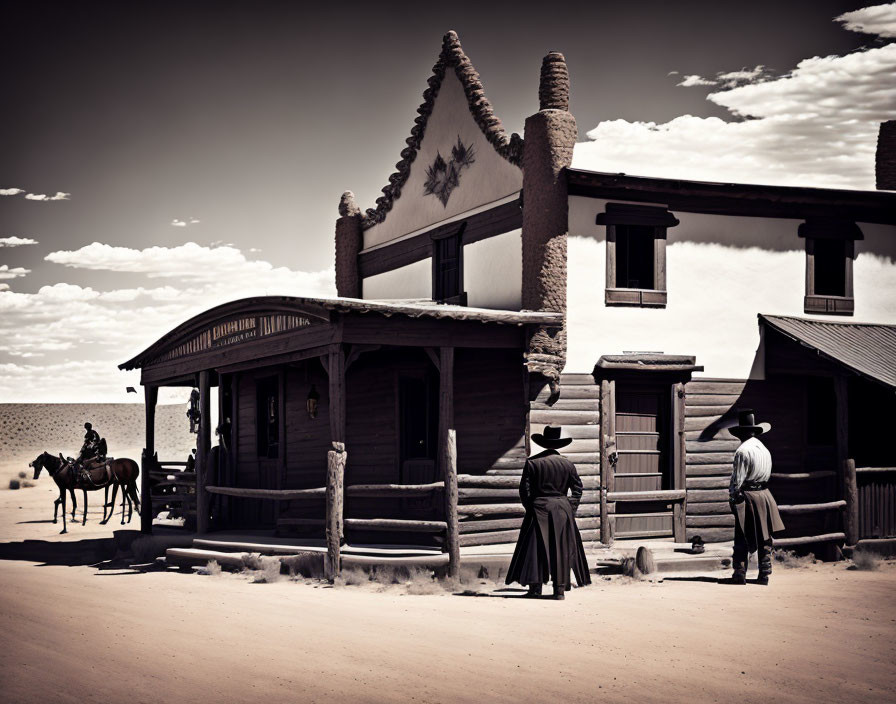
[121,32,896,570]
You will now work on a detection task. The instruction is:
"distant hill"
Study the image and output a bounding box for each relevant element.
[0,404,195,473]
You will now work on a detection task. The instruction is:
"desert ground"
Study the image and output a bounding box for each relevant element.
[1,474,894,704]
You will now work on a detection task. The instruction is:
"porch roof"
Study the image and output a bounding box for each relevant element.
[119,295,562,373]
[760,314,896,389]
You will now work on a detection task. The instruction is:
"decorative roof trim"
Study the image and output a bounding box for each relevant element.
[361,30,523,229]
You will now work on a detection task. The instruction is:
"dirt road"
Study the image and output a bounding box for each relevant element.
[1,483,894,703]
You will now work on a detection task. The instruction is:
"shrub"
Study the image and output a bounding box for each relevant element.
[199,560,222,576]
[772,549,816,569]
[281,553,325,580]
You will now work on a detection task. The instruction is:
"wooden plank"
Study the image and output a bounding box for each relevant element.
[686,440,739,453]
[565,452,601,464]
[684,394,741,407]
[687,489,730,503]
[560,373,596,386]
[689,453,739,465]
[778,500,846,514]
[345,483,443,497]
[686,476,729,489]
[608,489,686,502]
[325,442,345,581]
[773,532,845,547]
[770,471,836,481]
[686,501,730,515]
[529,409,599,425]
[685,526,732,543]
[687,514,735,527]
[686,464,733,477]
[536,385,600,401]
[684,405,735,418]
[206,485,324,499]
[344,518,447,532]
[530,399,598,412]
[684,380,747,395]
[855,466,896,473]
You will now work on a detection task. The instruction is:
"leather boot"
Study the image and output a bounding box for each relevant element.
[525,583,543,598]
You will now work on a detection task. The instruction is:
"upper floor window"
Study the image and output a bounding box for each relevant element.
[799,219,861,316]
[432,223,467,305]
[597,203,679,307]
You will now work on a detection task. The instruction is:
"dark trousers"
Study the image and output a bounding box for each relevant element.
[733,518,772,577]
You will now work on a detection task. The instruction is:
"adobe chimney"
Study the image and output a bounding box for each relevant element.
[876,120,896,191]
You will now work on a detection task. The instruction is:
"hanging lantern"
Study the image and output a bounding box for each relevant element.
[306,384,320,419]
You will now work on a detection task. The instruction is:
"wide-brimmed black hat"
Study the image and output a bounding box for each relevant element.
[531,426,572,449]
[729,408,771,440]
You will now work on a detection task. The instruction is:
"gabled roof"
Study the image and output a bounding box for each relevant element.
[362,31,523,228]
[760,314,896,388]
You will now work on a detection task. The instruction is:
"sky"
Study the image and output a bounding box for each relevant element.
[1,0,894,403]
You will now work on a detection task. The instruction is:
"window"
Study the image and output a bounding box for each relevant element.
[598,203,679,307]
[432,223,466,305]
[256,376,279,459]
[799,219,860,316]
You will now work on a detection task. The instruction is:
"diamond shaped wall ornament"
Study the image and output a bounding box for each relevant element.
[423,136,476,206]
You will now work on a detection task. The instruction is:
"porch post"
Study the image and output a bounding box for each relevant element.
[196,370,212,534]
[325,347,346,580]
[439,346,459,577]
[141,384,158,534]
[834,375,856,544]
[672,382,687,543]
[599,379,616,545]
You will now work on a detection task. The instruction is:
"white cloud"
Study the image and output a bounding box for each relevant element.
[0,265,31,280]
[171,219,187,227]
[717,65,767,87]
[24,191,70,201]
[836,2,896,38]
[2,242,336,400]
[0,283,8,291]
[189,217,200,224]
[0,236,38,247]
[0,187,25,196]
[677,74,717,87]
[575,23,896,190]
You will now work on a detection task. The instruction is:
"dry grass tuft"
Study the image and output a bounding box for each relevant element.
[241,554,282,583]
[198,560,222,576]
[621,556,642,579]
[334,566,368,586]
[772,549,816,569]
[281,553,325,580]
[850,549,881,571]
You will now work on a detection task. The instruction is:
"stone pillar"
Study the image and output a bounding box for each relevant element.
[521,52,576,402]
[876,121,896,191]
[335,191,363,298]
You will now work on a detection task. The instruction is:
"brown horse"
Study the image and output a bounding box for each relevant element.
[29,452,141,533]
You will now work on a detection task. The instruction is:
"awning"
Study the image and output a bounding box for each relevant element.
[760,314,896,389]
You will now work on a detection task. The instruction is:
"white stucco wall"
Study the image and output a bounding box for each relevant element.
[567,195,896,378]
[464,228,522,310]
[362,258,431,301]
[363,72,523,249]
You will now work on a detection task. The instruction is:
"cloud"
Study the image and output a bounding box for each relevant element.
[575,15,896,190]
[0,283,8,291]
[171,217,200,227]
[0,265,31,280]
[0,187,25,196]
[0,236,38,247]
[836,2,896,38]
[2,243,336,400]
[189,217,200,224]
[24,191,70,201]
[716,65,767,87]
[677,74,717,87]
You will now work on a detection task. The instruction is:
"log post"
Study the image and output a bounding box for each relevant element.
[196,370,211,534]
[843,458,859,546]
[328,347,346,444]
[326,442,346,582]
[444,429,460,577]
[672,382,687,543]
[599,379,616,545]
[141,384,158,534]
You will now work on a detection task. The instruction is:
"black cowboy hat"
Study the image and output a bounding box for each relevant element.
[729,408,771,441]
[531,426,572,449]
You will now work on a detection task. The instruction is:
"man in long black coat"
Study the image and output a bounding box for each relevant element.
[505,426,592,599]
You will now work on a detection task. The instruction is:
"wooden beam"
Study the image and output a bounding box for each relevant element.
[773,532,846,547]
[205,486,326,499]
[424,347,440,373]
[599,379,616,545]
[326,442,346,582]
[444,428,459,578]
[196,370,211,534]
[345,483,444,498]
[141,385,158,534]
[778,500,847,514]
[344,344,381,372]
[672,381,686,543]
[328,347,345,444]
[344,518,448,533]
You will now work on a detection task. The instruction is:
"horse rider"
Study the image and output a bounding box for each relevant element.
[78,422,107,465]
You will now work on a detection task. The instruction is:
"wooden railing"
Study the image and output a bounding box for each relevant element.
[143,453,196,528]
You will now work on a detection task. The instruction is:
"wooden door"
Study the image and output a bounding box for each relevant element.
[614,386,673,538]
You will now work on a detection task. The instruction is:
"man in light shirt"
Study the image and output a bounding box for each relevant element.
[728,409,785,585]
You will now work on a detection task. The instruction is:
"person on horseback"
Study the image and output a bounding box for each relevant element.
[76,423,108,484]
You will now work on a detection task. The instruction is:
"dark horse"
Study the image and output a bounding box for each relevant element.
[29,452,141,533]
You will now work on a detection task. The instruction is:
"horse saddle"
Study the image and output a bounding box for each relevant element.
[82,459,113,486]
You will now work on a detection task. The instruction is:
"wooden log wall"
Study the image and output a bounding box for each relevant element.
[455,372,602,546]
[684,376,840,545]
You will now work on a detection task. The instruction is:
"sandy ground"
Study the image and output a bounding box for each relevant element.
[1,482,895,704]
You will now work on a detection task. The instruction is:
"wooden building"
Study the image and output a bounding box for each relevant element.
[122,31,896,568]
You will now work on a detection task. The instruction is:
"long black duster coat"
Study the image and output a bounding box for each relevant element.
[505,450,592,589]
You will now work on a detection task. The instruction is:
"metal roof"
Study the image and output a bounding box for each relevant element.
[760,315,896,388]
